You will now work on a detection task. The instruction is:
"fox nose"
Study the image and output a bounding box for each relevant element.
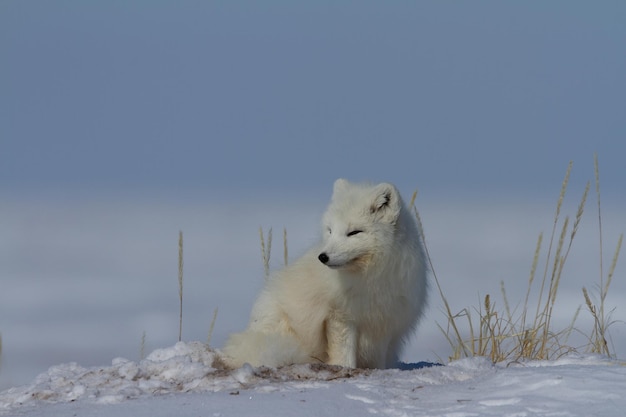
[318,253,329,264]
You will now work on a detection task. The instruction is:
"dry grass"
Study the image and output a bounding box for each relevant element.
[207,307,219,346]
[140,331,147,360]
[172,230,220,350]
[176,230,220,348]
[283,228,289,266]
[259,227,289,279]
[581,154,623,356]
[259,227,273,280]
[178,231,184,342]
[415,156,622,363]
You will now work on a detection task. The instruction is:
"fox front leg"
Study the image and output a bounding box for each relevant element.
[325,318,357,368]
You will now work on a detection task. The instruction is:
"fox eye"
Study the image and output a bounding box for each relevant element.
[347,230,363,237]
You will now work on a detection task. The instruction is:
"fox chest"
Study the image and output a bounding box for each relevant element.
[334,288,409,331]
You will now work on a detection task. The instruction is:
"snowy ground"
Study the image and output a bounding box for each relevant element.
[1,195,625,415]
[1,341,625,417]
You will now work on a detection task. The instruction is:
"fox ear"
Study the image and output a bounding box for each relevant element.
[369,183,401,224]
[332,178,351,196]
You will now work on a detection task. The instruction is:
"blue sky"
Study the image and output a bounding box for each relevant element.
[2,1,625,199]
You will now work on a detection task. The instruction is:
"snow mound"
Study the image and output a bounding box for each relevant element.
[0,342,224,408]
[0,341,416,411]
[2,342,624,417]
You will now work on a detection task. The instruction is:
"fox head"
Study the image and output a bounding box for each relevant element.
[318,179,402,271]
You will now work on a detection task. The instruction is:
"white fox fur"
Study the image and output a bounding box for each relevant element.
[223,179,428,369]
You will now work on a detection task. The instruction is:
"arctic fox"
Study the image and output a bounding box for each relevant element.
[222,179,428,369]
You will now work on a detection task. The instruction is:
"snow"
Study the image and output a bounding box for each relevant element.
[1,341,625,417]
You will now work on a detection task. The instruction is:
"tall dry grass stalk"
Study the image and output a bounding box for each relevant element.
[581,154,623,357]
[207,307,219,346]
[259,226,290,277]
[173,231,221,348]
[140,331,147,360]
[411,190,473,359]
[178,231,184,342]
[283,228,289,266]
[595,153,604,287]
[259,227,273,280]
[530,171,589,359]
[417,158,621,363]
